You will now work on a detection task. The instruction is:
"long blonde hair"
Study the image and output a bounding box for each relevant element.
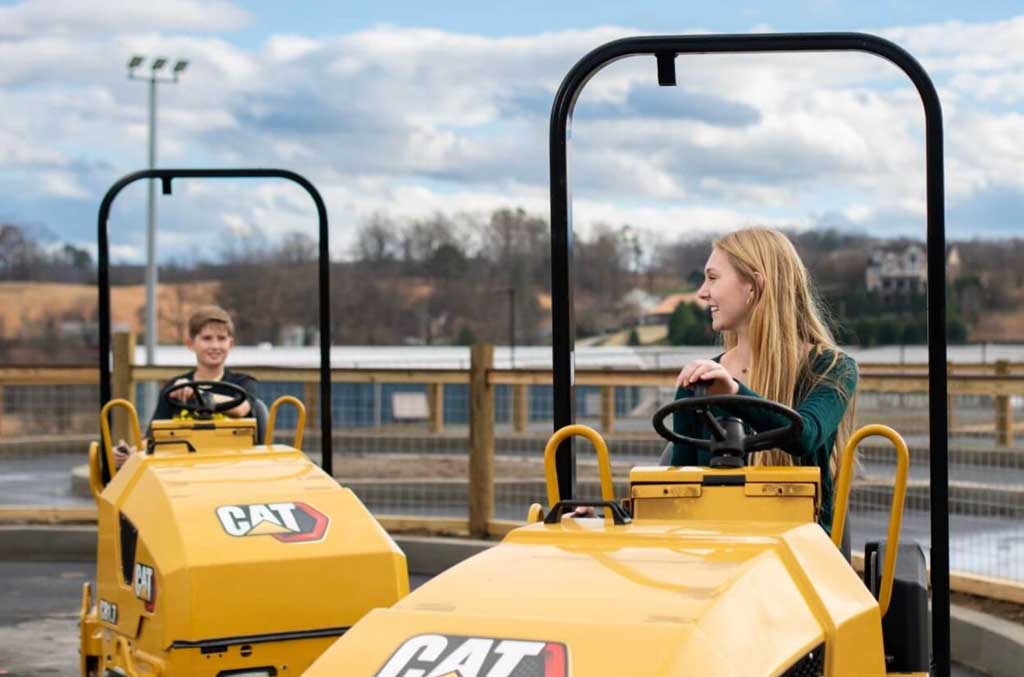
[715,227,855,475]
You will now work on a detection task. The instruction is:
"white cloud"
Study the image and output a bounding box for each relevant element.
[2,13,1024,255]
[0,0,252,39]
[41,171,90,198]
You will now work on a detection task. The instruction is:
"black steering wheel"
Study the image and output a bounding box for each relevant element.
[652,389,803,468]
[162,380,249,420]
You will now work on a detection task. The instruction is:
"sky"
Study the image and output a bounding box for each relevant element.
[2,0,1024,262]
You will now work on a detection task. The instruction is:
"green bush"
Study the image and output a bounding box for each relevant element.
[668,302,715,346]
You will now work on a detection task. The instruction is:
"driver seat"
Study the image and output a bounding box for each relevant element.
[252,398,269,444]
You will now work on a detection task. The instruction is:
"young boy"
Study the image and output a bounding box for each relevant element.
[113,305,257,467]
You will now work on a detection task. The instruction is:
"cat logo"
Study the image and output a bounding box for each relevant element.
[133,563,154,604]
[376,634,568,677]
[215,502,329,543]
[99,599,118,625]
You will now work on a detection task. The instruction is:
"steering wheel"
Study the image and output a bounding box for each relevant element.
[652,390,803,468]
[162,380,249,420]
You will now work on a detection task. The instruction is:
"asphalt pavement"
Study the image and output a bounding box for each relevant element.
[0,562,991,677]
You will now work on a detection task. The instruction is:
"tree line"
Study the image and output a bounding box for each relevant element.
[2,217,1022,357]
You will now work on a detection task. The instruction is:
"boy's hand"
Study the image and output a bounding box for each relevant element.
[168,377,191,403]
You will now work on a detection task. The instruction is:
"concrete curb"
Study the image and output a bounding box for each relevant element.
[0,525,97,561]
[393,535,493,575]
[70,463,1024,520]
[2,526,1020,677]
[952,605,1024,677]
[0,524,494,576]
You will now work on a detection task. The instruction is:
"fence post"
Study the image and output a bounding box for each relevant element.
[995,360,1012,447]
[428,382,445,433]
[469,343,494,537]
[303,381,318,434]
[0,384,4,437]
[512,384,528,433]
[112,331,136,444]
[601,385,615,433]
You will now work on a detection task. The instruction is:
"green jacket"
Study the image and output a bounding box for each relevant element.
[669,350,858,533]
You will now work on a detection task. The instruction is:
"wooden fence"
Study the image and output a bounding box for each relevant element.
[4,332,1024,445]
[3,333,1024,599]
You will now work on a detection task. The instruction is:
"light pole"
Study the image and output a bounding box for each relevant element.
[127,55,187,415]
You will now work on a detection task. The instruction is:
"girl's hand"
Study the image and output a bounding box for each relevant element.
[113,438,137,468]
[675,359,740,396]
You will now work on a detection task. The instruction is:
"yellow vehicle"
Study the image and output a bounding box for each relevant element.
[79,386,408,676]
[80,168,408,676]
[309,32,944,675]
[306,394,924,677]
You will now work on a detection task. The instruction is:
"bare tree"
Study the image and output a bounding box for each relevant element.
[355,213,401,263]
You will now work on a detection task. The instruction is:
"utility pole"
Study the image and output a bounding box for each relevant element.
[127,55,188,416]
[508,286,516,369]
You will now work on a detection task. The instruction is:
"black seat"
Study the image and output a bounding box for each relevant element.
[252,398,269,444]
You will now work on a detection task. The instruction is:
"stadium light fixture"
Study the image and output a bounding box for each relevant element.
[124,53,189,418]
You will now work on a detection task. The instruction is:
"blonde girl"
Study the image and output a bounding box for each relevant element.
[671,227,857,537]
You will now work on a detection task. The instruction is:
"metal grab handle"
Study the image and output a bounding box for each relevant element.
[831,424,909,617]
[114,636,141,677]
[99,399,143,480]
[266,395,307,449]
[544,500,631,525]
[146,438,198,454]
[543,424,615,507]
[87,442,104,501]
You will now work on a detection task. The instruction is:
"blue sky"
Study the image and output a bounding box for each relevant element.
[1,0,1023,262]
[227,2,1024,42]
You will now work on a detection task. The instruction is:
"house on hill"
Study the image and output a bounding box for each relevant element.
[865,244,960,302]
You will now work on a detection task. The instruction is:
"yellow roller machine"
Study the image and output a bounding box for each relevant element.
[307,391,921,676]
[79,393,408,676]
[80,168,409,676]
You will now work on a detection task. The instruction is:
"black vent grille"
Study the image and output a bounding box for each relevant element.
[119,512,138,583]
[781,643,825,677]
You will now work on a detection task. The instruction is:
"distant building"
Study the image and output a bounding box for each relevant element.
[620,288,661,326]
[865,244,960,301]
[642,292,707,325]
[278,324,306,347]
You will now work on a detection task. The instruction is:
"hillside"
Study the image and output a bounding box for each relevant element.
[0,281,219,342]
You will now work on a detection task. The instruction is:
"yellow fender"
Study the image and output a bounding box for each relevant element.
[543,424,616,507]
[831,424,909,617]
[99,399,142,479]
[267,395,307,448]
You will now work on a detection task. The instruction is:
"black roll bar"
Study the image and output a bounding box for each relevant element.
[548,33,948,675]
[97,168,334,477]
